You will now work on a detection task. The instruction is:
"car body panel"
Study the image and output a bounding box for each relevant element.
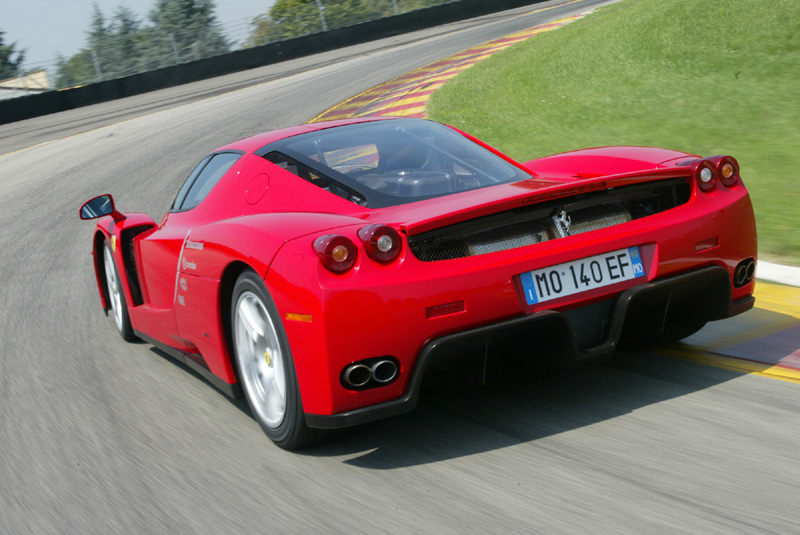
[265,178,755,416]
[521,145,699,179]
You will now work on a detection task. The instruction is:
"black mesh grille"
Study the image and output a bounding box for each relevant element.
[121,226,152,306]
[124,235,143,306]
[408,178,690,262]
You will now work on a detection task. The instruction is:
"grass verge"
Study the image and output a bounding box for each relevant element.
[428,0,800,265]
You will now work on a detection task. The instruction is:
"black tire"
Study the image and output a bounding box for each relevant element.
[102,241,136,342]
[230,270,325,449]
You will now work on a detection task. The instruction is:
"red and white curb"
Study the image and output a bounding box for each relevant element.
[758,261,800,287]
[310,10,588,122]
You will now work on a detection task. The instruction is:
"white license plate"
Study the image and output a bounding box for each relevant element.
[520,247,645,305]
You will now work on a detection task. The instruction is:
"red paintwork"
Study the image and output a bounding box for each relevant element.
[85,116,757,419]
[521,145,699,180]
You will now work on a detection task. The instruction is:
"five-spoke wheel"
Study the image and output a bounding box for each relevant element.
[103,240,136,341]
[231,271,319,448]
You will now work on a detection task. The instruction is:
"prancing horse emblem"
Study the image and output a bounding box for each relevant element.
[553,209,572,238]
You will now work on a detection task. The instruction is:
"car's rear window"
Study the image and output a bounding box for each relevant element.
[257,119,530,208]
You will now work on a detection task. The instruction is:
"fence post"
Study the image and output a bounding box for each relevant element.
[315,0,328,32]
[16,66,27,95]
[91,49,105,82]
[169,34,181,64]
[392,0,399,15]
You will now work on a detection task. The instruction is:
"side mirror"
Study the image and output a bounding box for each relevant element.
[79,194,125,221]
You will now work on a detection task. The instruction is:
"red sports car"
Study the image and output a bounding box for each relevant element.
[80,117,757,448]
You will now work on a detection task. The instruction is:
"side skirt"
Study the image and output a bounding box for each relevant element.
[134,329,243,399]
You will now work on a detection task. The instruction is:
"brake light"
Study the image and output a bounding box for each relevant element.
[357,225,402,263]
[692,159,717,192]
[712,155,740,188]
[313,235,357,273]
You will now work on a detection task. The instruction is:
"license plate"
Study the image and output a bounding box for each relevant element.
[520,247,645,305]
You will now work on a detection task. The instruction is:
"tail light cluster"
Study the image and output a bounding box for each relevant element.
[313,224,402,273]
[692,155,740,193]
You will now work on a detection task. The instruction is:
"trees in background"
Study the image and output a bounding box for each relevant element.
[146,0,228,66]
[56,0,228,88]
[53,0,452,88]
[257,0,451,43]
[265,0,384,42]
[0,30,26,79]
[54,51,94,89]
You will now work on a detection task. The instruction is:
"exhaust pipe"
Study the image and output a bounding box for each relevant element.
[735,264,748,286]
[341,358,400,390]
[734,258,755,288]
[371,359,398,384]
[342,363,371,388]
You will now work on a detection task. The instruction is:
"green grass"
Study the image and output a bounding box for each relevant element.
[428,0,800,265]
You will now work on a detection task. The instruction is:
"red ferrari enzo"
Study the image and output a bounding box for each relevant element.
[80,117,757,448]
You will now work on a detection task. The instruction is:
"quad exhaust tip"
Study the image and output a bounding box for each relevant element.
[342,358,399,390]
[342,364,372,388]
[734,258,756,288]
[371,360,398,383]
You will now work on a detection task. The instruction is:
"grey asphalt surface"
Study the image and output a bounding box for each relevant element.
[2,1,799,533]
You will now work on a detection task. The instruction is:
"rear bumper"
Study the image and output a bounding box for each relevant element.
[305,265,753,429]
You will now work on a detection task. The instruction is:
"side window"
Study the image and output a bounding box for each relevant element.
[172,155,211,211]
[172,152,241,212]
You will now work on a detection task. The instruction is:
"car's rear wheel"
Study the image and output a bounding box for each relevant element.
[103,241,136,341]
[231,271,322,449]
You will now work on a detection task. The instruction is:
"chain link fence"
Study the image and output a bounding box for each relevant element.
[0,0,456,100]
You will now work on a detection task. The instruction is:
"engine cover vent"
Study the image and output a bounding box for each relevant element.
[408,178,690,262]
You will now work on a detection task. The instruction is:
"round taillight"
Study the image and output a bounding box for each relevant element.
[716,155,739,188]
[357,224,402,263]
[721,163,734,178]
[313,235,357,273]
[331,245,349,262]
[693,159,717,192]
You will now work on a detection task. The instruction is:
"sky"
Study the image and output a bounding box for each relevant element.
[1,0,277,69]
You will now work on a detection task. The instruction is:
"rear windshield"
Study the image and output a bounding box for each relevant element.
[257,119,531,208]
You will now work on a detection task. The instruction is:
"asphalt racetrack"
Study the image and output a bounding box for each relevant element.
[2,1,799,533]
